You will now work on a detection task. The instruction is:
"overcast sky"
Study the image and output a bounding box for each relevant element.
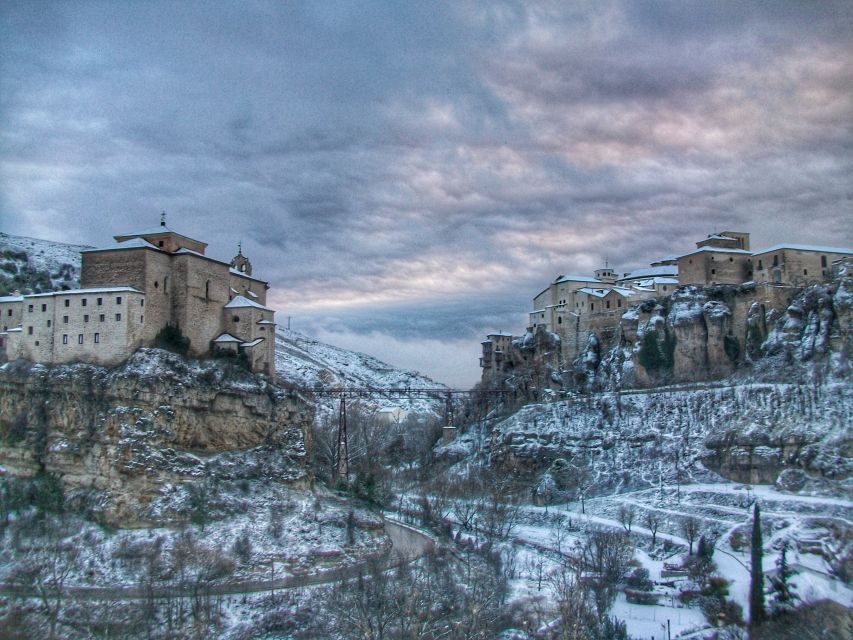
[2,1,852,387]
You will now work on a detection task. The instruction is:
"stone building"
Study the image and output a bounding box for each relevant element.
[0,218,276,375]
[751,244,853,286]
[676,231,752,286]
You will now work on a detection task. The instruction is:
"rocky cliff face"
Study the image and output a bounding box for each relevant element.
[0,349,312,526]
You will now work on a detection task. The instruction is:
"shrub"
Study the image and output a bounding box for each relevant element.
[625,567,654,591]
[639,328,676,372]
[155,323,190,355]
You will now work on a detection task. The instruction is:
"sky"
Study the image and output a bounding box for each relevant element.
[1,1,852,388]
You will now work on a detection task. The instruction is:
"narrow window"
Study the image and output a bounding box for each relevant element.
[35,340,39,346]
[63,315,69,324]
[557,317,562,325]
[711,269,716,275]
[47,320,51,327]
[154,281,159,289]
[97,297,103,306]
[618,299,622,307]
[803,269,808,276]
[27,326,33,335]
[64,299,70,307]
[116,296,122,305]
[94,333,100,343]
[99,314,105,322]
[590,303,594,311]
[84,314,89,322]
[773,255,778,267]
[115,313,122,321]
[82,298,87,307]
[41,304,47,312]
[205,280,210,300]
[28,304,33,312]
[821,255,827,268]
[140,299,144,307]
[78,334,83,344]
[62,334,68,344]
[606,301,611,309]
[758,260,763,270]
[140,315,143,323]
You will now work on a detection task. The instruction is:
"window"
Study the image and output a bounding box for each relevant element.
[606,301,611,309]
[758,260,763,270]
[154,281,159,289]
[27,326,33,335]
[590,303,594,311]
[28,304,33,312]
[557,317,562,325]
[205,280,210,300]
[617,299,622,307]
[41,304,47,312]
[662,286,668,292]
[821,255,827,268]
[99,314,105,322]
[97,297,103,306]
[803,269,808,276]
[232,315,240,323]
[6,309,10,316]
[94,333,100,343]
[62,334,68,344]
[773,255,778,267]
[729,257,733,262]
[115,313,122,321]
[35,340,39,346]
[65,299,70,307]
[78,334,83,344]
[81,298,87,307]
[140,299,144,307]
[158,240,164,247]
[47,320,51,327]
[711,269,716,275]
[140,315,143,323]
[63,315,69,324]
[83,314,89,323]
[116,296,122,305]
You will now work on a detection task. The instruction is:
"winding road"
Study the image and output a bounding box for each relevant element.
[0,518,435,601]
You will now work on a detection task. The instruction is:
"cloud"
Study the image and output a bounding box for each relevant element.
[1,1,852,387]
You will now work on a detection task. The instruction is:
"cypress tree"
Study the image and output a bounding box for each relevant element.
[750,503,766,628]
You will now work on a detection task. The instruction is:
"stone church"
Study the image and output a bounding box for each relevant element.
[0,218,276,375]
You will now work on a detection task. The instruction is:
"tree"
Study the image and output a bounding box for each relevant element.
[618,504,635,534]
[681,516,701,555]
[768,541,798,617]
[750,503,767,628]
[644,511,661,546]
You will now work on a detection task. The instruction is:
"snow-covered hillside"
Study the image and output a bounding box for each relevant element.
[0,232,91,294]
[275,328,446,417]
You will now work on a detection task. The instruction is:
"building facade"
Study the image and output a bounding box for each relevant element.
[0,220,276,375]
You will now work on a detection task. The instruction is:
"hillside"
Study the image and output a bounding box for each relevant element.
[0,232,92,295]
[275,328,446,417]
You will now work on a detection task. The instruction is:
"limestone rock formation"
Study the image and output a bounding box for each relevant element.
[0,349,312,526]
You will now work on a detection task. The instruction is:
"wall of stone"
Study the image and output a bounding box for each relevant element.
[171,254,232,355]
[678,252,751,285]
[229,272,268,305]
[753,249,850,286]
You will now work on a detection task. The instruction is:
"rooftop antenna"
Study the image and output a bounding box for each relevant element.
[237,240,242,255]
[160,211,166,227]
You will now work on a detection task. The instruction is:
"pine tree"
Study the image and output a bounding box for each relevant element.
[769,540,798,617]
[749,503,766,628]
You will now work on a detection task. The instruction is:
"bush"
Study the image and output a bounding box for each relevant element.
[639,328,676,372]
[155,323,190,355]
[625,567,654,591]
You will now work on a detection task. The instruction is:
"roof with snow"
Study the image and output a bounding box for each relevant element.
[752,243,853,256]
[225,295,272,311]
[213,333,241,343]
[618,265,678,281]
[257,319,276,325]
[241,338,265,348]
[676,247,752,259]
[25,287,142,298]
[555,274,603,284]
[577,286,636,299]
[82,238,161,253]
[114,225,207,247]
[0,296,24,303]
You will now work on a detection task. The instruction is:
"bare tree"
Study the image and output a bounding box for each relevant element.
[644,510,661,546]
[618,504,636,534]
[681,516,701,555]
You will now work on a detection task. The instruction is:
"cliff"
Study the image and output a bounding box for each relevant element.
[0,349,312,526]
